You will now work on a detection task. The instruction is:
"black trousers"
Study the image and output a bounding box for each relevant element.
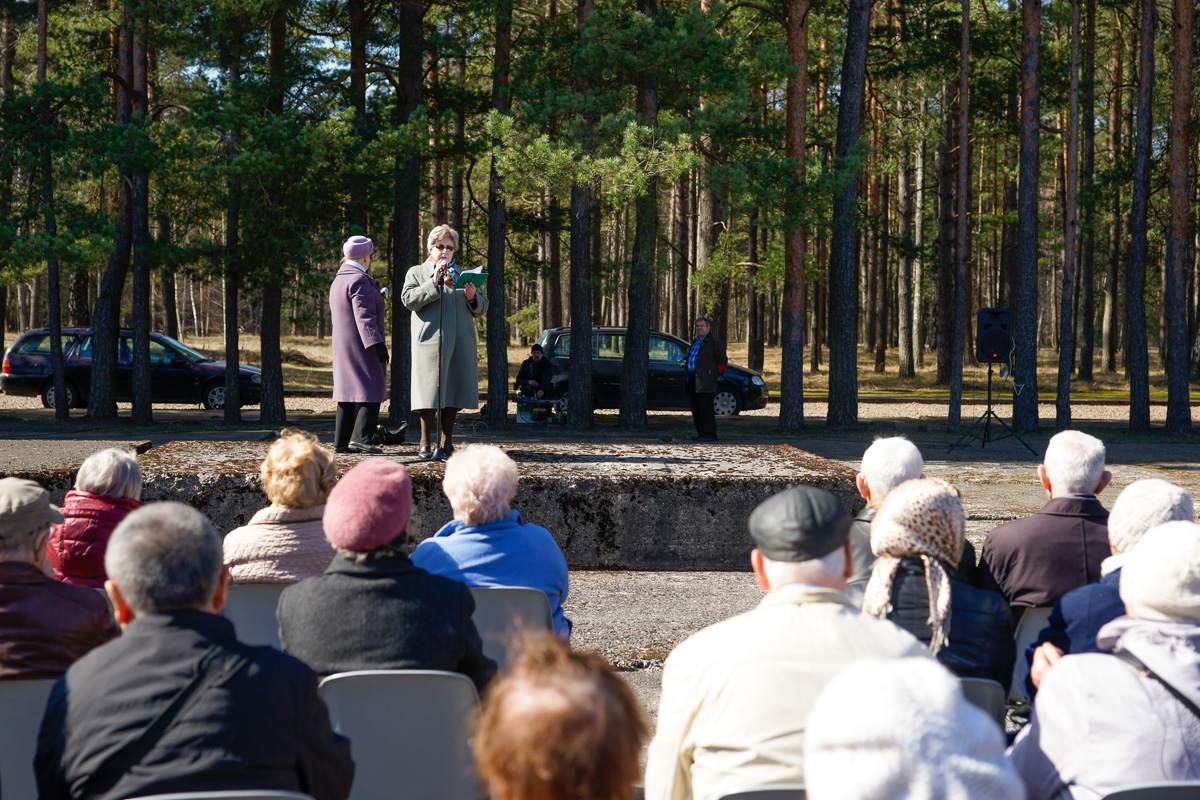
[335,402,380,449]
[687,374,717,439]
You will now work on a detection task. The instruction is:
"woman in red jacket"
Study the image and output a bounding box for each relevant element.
[45,448,142,587]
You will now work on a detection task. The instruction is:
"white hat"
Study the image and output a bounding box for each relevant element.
[804,658,1024,800]
[1120,521,1200,622]
[1108,479,1194,554]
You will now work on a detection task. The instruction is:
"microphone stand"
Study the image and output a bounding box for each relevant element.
[431,260,449,461]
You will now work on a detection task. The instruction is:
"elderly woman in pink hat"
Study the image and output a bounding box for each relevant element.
[329,235,391,454]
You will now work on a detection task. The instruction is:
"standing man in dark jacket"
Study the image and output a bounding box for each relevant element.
[278,459,496,689]
[977,430,1112,609]
[35,502,353,800]
[685,317,727,442]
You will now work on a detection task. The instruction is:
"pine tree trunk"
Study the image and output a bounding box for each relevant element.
[39,0,68,421]
[485,0,512,429]
[874,172,889,375]
[897,127,914,378]
[1013,0,1041,431]
[780,0,808,431]
[1102,13,1122,373]
[257,4,288,426]
[948,1,970,432]
[1126,0,1154,431]
[936,84,955,387]
[914,131,926,366]
[1164,0,1192,432]
[130,14,152,425]
[1077,0,1097,380]
[1055,0,1080,429]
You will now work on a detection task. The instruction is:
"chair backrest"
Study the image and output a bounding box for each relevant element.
[0,678,57,800]
[959,677,1007,729]
[1101,782,1200,799]
[718,784,807,800]
[319,670,480,800]
[223,583,289,650]
[1009,605,1054,703]
[468,586,553,670]
[132,793,314,800]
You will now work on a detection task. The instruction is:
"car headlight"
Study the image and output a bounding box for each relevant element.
[751,374,766,387]
[251,374,261,384]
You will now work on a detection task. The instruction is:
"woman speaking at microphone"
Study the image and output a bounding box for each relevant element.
[401,225,488,459]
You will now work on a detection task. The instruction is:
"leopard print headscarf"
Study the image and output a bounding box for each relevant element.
[861,478,965,655]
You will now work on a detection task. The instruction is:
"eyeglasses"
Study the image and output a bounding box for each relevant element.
[434,244,456,251]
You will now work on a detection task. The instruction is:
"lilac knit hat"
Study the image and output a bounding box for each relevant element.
[324,460,413,551]
[342,236,374,260]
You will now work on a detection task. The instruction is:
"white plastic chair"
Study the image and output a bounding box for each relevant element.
[468,586,553,670]
[1009,605,1053,703]
[223,583,289,649]
[0,678,57,800]
[1101,783,1200,799]
[959,677,1007,728]
[318,670,480,800]
[132,793,314,800]
[718,784,807,800]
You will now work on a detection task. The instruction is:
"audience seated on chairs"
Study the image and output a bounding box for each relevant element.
[644,487,927,800]
[475,633,645,800]
[224,430,337,584]
[45,448,142,587]
[410,444,571,638]
[846,438,975,607]
[978,430,1111,608]
[804,657,1024,800]
[862,478,1015,686]
[34,502,353,800]
[278,460,496,687]
[1009,522,1200,799]
[0,478,117,680]
[1027,479,1194,695]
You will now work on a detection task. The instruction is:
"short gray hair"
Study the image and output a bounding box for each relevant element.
[860,437,923,500]
[427,224,460,253]
[1043,430,1106,494]
[75,448,142,500]
[105,502,223,614]
[761,547,846,590]
[1108,479,1195,554]
[443,444,518,526]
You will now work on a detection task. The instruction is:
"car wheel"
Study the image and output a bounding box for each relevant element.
[41,380,79,410]
[202,381,226,410]
[713,388,741,416]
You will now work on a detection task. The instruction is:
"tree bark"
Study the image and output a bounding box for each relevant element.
[222,37,243,425]
[485,0,512,429]
[874,172,889,375]
[130,13,152,424]
[1013,0,1041,432]
[897,118,914,378]
[1164,0,1192,432]
[747,210,763,371]
[1126,0,1154,431]
[936,83,955,386]
[914,125,926,366]
[948,0,970,431]
[347,0,369,231]
[780,0,808,431]
[619,0,658,431]
[568,0,595,429]
[257,3,288,426]
[1055,0,1080,429]
[826,0,872,428]
[1077,0,1096,380]
[38,0,68,421]
[1102,12,1122,373]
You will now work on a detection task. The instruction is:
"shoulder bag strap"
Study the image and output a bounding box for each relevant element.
[79,641,263,798]
[1113,647,1200,722]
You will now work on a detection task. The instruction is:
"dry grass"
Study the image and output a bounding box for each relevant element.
[162,333,1195,397]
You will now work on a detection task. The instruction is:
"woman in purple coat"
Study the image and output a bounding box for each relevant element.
[329,235,388,454]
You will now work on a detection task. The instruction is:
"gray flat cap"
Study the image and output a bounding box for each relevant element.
[749,486,850,562]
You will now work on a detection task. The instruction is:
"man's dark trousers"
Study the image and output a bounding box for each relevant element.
[335,402,380,448]
[688,375,717,439]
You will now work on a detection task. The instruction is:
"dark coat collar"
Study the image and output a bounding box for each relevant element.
[124,608,236,641]
[336,264,380,287]
[322,551,422,577]
[1038,495,1108,518]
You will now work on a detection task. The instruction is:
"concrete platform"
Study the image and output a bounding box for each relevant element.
[128,442,858,570]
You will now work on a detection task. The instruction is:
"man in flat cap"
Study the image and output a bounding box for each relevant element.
[645,486,928,800]
[0,477,117,679]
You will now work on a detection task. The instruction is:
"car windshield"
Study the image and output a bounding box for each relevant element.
[156,335,210,363]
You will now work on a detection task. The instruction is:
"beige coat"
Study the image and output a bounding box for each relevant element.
[644,584,928,800]
[223,505,334,584]
[401,260,488,410]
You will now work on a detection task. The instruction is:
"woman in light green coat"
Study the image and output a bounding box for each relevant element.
[401,225,488,458]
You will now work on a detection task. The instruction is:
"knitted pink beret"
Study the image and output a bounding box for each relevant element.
[324,460,412,551]
[342,235,374,260]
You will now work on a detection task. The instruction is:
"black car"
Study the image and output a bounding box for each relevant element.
[537,326,768,416]
[1,328,262,410]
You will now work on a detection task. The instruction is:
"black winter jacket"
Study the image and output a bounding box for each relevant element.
[885,556,1015,685]
[35,610,354,800]
[278,551,496,689]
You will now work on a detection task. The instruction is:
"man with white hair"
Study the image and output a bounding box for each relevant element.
[1009,522,1200,798]
[1026,479,1194,692]
[35,502,354,800]
[0,477,117,679]
[978,430,1112,608]
[645,486,927,800]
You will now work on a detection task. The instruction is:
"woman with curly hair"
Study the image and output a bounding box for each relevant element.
[223,429,337,583]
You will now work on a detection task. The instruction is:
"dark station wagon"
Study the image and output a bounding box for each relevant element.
[537,326,769,417]
[1,327,262,410]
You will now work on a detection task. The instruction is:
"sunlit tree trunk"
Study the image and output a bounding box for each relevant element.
[485,0,512,428]
[948,0,970,431]
[1126,0,1154,431]
[1055,0,1080,429]
[1013,0,1041,432]
[1164,0,1192,432]
[780,0,808,431]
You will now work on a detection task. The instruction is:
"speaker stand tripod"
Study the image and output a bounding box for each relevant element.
[948,365,1038,457]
